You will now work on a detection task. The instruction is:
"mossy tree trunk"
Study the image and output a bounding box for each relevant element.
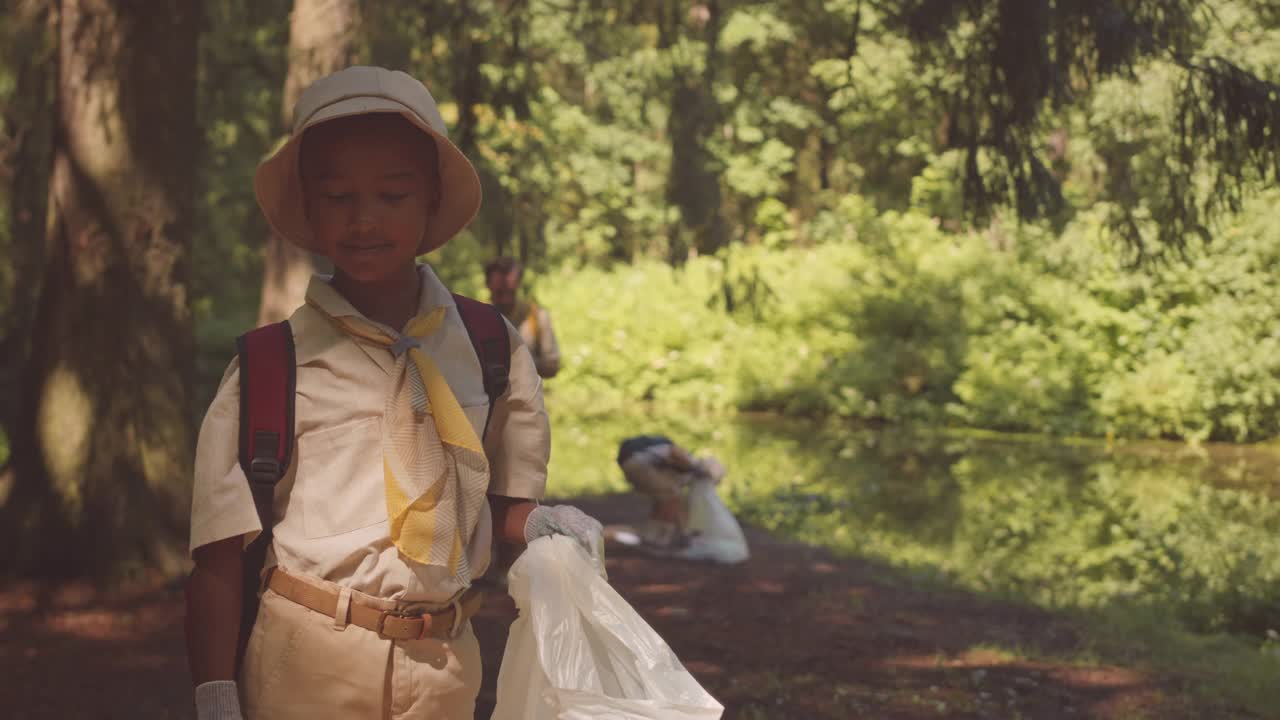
[256,0,359,326]
[663,0,729,264]
[0,1,56,436]
[2,0,199,579]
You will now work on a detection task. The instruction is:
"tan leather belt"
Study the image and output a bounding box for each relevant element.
[266,569,486,641]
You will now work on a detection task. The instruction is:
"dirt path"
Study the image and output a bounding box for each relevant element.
[0,492,1255,719]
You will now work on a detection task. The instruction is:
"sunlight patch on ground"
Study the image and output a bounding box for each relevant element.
[44,610,136,641]
[653,605,692,619]
[632,583,687,595]
[959,646,1024,665]
[683,660,724,676]
[1048,666,1150,689]
[748,579,786,594]
[885,648,1153,693]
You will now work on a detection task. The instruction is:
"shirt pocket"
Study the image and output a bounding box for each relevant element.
[295,416,387,539]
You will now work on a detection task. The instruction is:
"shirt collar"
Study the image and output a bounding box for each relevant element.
[303,264,456,376]
[305,263,456,327]
[416,263,457,316]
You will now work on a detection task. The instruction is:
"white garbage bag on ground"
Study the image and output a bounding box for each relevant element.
[492,535,724,720]
[678,477,750,565]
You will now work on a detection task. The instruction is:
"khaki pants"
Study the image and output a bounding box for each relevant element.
[240,587,482,719]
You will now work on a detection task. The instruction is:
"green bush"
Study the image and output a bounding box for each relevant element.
[539,189,1280,442]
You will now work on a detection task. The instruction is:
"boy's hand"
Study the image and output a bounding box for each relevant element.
[195,680,243,720]
[524,505,605,570]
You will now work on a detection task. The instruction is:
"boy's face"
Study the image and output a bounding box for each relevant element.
[301,116,437,284]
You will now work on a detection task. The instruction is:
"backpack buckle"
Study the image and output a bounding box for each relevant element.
[248,431,282,484]
[483,361,509,399]
[248,457,281,484]
[480,336,509,398]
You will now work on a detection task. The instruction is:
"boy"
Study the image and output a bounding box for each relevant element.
[185,66,601,720]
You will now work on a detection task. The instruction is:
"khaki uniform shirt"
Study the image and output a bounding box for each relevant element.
[189,264,549,604]
[510,302,560,379]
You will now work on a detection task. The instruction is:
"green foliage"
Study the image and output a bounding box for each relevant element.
[540,260,740,415]
[542,188,1280,442]
[548,408,1280,642]
[6,0,1265,440]
[549,411,1280,717]
[137,0,1280,412]
[190,0,291,408]
[884,0,1280,253]
[940,452,1280,635]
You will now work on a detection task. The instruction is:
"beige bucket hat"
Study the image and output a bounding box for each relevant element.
[254,66,482,254]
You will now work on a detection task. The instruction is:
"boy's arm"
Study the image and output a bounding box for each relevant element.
[184,359,263,717]
[482,321,551,501]
[483,321,602,568]
[489,495,537,545]
[185,537,243,683]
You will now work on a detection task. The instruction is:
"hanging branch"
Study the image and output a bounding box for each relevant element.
[875,0,1280,258]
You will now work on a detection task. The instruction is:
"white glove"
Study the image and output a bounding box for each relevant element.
[524,505,606,575]
[694,456,726,484]
[195,680,243,720]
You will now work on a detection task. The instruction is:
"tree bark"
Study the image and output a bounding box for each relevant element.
[256,0,359,326]
[665,0,728,263]
[2,0,200,579]
[0,1,56,438]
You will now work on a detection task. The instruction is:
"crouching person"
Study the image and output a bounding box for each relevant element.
[616,435,722,554]
[184,66,602,720]
[616,435,747,564]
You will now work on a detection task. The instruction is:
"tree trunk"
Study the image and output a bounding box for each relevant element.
[449,2,518,262]
[256,0,359,326]
[0,1,56,437]
[665,0,728,263]
[2,0,199,579]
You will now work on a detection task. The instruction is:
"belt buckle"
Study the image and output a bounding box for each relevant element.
[376,608,430,641]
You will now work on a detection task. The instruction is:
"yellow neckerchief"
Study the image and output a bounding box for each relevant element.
[306,297,488,581]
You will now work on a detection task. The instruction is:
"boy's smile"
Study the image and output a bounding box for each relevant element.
[300,114,441,287]
[339,239,394,256]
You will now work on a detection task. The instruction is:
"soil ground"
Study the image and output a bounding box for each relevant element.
[0,492,1257,719]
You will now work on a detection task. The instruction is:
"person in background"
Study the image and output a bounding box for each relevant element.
[616,435,721,553]
[484,257,560,378]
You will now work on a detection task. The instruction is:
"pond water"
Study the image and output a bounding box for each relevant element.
[548,409,1280,638]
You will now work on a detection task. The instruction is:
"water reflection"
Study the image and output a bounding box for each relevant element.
[549,411,1280,637]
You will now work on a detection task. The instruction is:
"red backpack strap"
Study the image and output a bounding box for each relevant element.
[237,321,296,500]
[452,294,510,439]
[233,320,295,671]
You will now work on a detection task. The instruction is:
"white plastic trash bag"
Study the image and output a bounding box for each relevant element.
[492,535,724,720]
[679,479,749,565]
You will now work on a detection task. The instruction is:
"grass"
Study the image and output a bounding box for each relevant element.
[1078,604,1280,715]
[851,554,1280,715]
[547,408,1280,717]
